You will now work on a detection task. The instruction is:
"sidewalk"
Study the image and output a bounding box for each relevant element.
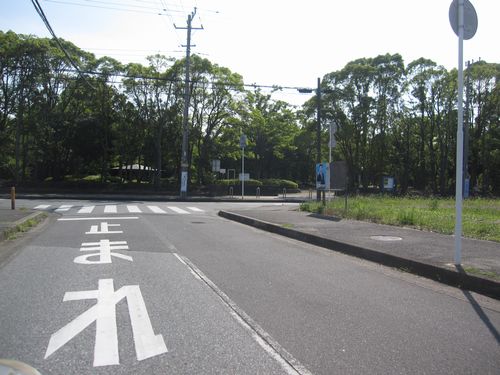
[219,205,500,300]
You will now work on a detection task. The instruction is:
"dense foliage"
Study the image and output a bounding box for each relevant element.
[1,31,498,195]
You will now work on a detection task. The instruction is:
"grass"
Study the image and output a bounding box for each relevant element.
[3,213,47,240]
[300,196,500,242]
[463,266,500,280]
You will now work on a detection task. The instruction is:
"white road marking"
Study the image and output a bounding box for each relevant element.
[34,204,51,210]
[45,279,167,367]
[173,253,312,375]
[55,205,73,212]
[104,205,117,213]
[147,205,167,214]
[58,217,139,221]
[78,206,95,214]
[173,253,201,280]
[167,206,189,214]
[187,207,204,212]
[75,240,132,264]
[127,205,142,213]
[86,222,123,234]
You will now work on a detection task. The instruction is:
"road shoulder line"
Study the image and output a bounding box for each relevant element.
[173,252,313,375]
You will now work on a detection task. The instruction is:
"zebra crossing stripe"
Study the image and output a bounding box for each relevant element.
[104,205,117,213]
[127,205,142,213]
[55,205,73,212]
[187,207,204,212]
[167,206,189,214]
[78,206,95,214]
[35,203,204,215]
[147,206,166,214]
[35,204,51,210]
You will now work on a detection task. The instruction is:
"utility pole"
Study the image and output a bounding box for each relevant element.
[175,8,203,198]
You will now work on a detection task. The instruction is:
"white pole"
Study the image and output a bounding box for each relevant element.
[329,122,332,165]
[454,0,464,265]
[241,147,245,199]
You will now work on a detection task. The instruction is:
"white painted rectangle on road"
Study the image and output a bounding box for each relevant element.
[55,205,73,212]
[127,205,142,213]
[167,206,189,214]
[35,204,51,210]
[148,206,167,214]
[187,207,204,212]
[104,205,117,213]
[78,206,95,214]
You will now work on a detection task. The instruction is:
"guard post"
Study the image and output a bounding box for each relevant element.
[11,186,16,210]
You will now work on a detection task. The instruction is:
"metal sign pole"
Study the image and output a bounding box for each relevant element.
[454,0,464,265]
[449,0,477,266]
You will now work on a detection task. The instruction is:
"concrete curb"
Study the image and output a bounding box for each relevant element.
[1,211,47,242]
[218,210,500,300]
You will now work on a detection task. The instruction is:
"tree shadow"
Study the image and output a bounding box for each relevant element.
[456,265,500,344]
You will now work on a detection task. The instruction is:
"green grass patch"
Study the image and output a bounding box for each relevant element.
[281,223,294,229]
[300,196,500,242]
[4,213,47,240]
[463,266,500,280]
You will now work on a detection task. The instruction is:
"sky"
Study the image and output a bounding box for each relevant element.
[2,0,499,105]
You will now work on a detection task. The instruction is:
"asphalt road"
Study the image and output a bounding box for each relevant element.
[1,199,499,375]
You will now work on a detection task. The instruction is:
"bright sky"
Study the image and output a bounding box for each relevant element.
[2,0,499,105]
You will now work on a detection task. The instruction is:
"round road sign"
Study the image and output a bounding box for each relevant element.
[449,0,478,40]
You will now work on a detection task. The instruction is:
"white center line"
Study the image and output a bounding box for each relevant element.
[167,206,189,214]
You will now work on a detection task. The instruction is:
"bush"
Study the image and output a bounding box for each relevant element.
[261,179,298,189]
[82,175,101,182]
[215,179,263,187]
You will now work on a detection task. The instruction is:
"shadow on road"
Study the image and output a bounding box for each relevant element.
[456,266,500,344]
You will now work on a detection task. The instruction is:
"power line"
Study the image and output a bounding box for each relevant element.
[31,0,95,89]
[42,0,182,16]
[158,0,183,46]
[57,66,313,93]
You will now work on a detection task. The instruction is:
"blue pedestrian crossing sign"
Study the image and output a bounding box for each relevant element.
[315,163,330,190]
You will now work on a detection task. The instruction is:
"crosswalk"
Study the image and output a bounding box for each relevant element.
[33,204,205,215]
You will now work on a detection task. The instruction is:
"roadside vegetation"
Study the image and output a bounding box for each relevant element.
[3,213,47,241]
[1,31,498,197]
[300,196,500,242]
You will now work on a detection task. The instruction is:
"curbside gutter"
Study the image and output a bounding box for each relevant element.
[218,210,500,301]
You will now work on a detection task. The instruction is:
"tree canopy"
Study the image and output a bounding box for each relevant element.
[1,31,498,195]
